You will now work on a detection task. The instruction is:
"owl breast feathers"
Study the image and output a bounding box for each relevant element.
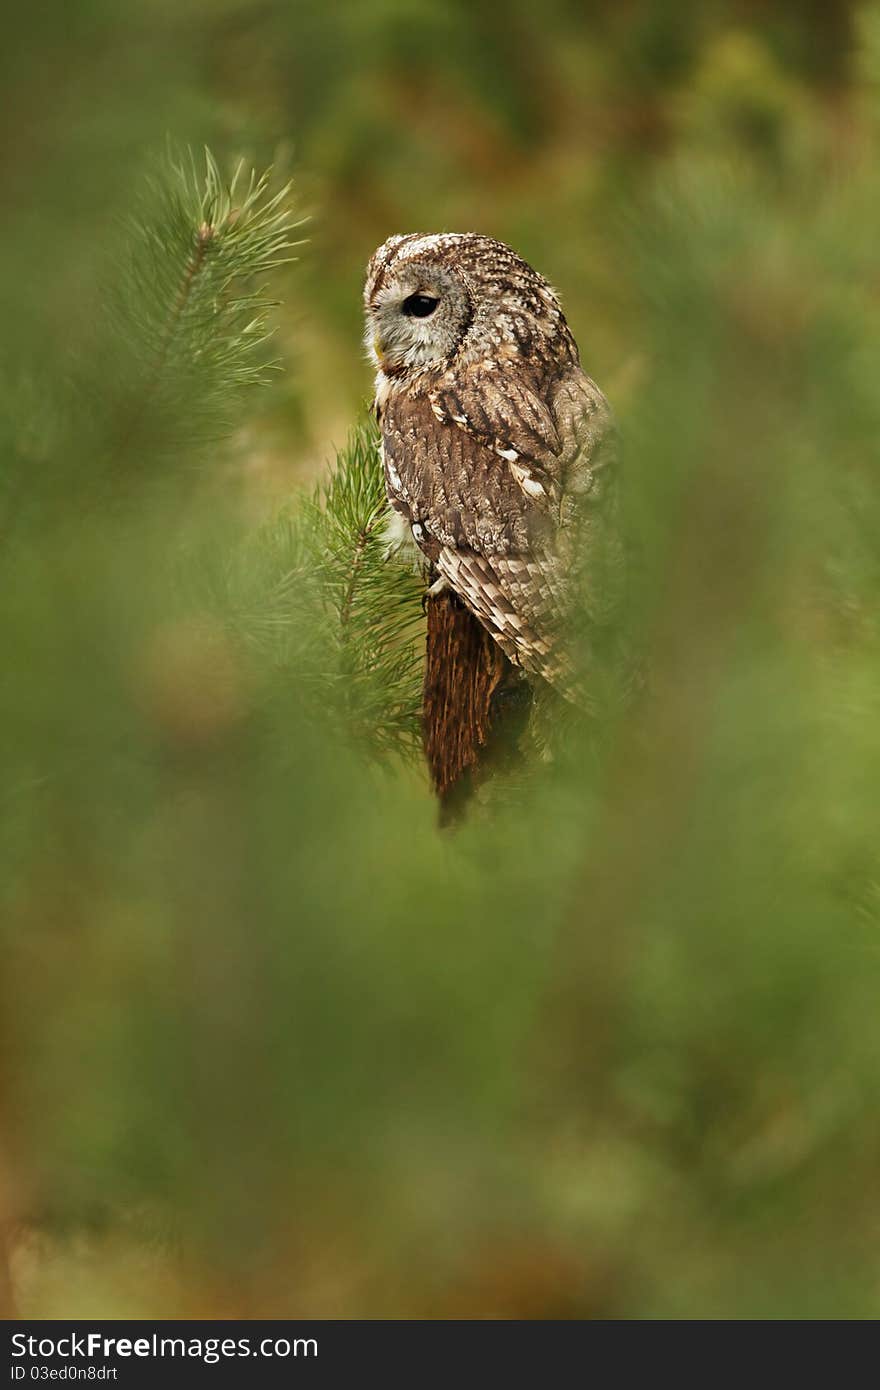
[363,232,622,694]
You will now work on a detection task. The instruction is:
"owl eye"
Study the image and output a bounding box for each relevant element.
[401,293,439,319]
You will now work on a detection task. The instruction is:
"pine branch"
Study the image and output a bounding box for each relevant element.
[1,149,303,542]
[104,145,304,467]
[222,416,426,757]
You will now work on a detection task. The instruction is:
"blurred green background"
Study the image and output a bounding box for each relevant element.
[2,0,880,1318]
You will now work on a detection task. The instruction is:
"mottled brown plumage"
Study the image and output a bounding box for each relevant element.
[364,232,621,694]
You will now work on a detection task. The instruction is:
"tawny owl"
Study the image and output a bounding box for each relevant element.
[364,233,621,695]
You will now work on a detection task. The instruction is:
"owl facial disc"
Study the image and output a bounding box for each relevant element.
[364,255,471,376]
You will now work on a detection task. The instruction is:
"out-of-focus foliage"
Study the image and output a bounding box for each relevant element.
[2,0,880,1320]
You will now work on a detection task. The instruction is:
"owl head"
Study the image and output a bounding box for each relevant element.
[364,233,572,379]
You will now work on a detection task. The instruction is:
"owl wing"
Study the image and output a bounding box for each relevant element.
[547,369,624,630]
[429,362,564,513]
[444,361,617,681]
[382,365,620,690]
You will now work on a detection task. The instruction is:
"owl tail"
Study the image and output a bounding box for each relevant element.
[422,590,531,824]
